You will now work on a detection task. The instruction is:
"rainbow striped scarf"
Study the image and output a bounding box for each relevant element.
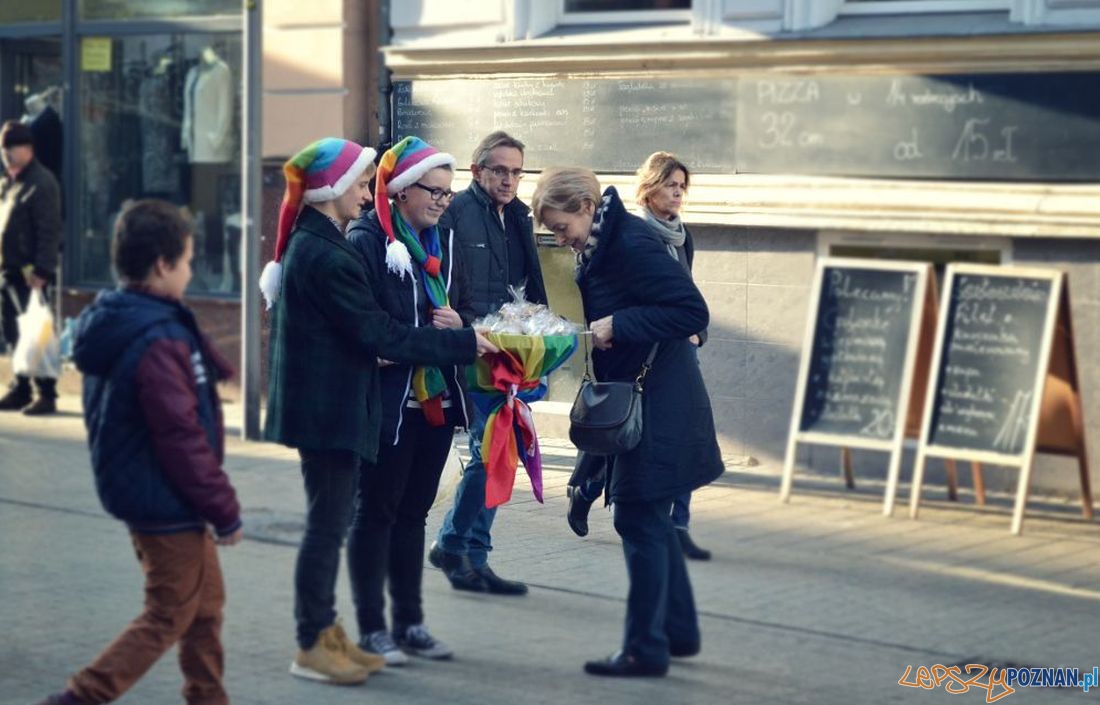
[391,210,450,425]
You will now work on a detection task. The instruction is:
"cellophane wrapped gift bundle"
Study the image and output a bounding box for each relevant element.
[468,287,580,508]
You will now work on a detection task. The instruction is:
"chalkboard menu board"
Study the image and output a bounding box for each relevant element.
[781,259,933,514]
[736,72,1100,181]
[799,265,921,440]
[393,71,1100,180]
[927,273,1053,455]
[393,78,737,172]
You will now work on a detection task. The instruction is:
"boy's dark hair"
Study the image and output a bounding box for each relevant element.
[112,199,191,282]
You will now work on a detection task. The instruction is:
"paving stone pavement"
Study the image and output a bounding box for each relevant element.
[3,397,1100,705]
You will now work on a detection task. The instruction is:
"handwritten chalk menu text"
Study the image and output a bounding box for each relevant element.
[393,78,737,172]
[928,275,1052,455]
[737,72,1100,181]
[394,71,1100,180]
[799,267,919,440]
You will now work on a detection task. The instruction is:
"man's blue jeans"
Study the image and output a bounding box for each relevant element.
[436,409,496,568]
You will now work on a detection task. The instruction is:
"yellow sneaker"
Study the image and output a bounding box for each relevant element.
[289,625,370,685]
[331,621,386,674]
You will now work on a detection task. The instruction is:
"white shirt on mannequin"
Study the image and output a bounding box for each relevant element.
[181,50,233,164]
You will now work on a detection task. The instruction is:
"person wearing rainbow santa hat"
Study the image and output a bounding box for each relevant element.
[345,136,471,665]
[260,137,497,686]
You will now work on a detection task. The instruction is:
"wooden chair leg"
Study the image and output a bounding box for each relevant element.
[971,462,986,506]
[945,458,959,501]
[842,447,855,490]
[1079,451,1094,520]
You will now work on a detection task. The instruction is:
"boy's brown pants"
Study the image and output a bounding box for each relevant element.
[69,530,228,705]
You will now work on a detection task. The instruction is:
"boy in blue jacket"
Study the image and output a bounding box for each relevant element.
[36,200,243,705]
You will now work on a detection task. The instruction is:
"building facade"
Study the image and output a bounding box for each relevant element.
[385,0,1100,497]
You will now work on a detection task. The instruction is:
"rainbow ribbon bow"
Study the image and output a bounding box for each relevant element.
[467,332,578,509]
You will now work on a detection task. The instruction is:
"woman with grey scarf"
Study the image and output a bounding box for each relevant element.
[566,152,713,561]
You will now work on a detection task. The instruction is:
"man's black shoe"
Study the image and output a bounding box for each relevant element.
[428,541,450,570]
[670,640,701,658]
[676,528,712,561]
[474,565,528,595]
[584,652,668,677]
[445,567,488,593]
[22,397,56,416]
[0,386,31,411]
[566,485,592,537]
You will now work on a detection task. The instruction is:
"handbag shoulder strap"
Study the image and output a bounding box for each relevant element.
[635,342,659,389]
[581,330,660,388]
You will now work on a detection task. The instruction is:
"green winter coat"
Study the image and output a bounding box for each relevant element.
[264,206,477,462]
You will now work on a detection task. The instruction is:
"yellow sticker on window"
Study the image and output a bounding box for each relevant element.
[81,37,112,72]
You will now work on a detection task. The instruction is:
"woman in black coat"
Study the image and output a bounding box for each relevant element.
[568,152,713,561]
[532,167,724,677]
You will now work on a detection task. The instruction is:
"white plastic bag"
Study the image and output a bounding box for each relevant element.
[12,289,60,379]
[431,445,466,511]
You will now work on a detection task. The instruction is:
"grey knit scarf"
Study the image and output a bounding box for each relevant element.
[644,209,687,258]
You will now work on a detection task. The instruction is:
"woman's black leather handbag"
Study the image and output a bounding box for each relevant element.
[568,337,659,455]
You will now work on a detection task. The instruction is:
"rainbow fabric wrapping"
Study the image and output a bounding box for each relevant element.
[467,332,578,509]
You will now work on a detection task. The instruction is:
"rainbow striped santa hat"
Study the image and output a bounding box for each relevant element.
[374,136,455,278]
[258,137,376,309]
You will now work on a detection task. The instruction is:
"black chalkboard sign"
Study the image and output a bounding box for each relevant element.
[908,265,1086,535]
[736,72,1100,181]
[393,71,1100,181]
[393,77,737,172]
[781,259,934,515]
[798,265,921,440]
[926,272,1053,455]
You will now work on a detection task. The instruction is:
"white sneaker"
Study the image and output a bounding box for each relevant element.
[362,629,409,666]
[395,624,454,660]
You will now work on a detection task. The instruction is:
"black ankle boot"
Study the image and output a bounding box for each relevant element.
[22,396,57,416]
[0,383,32,411]
[676,528,711,561]
[567,485,593,537]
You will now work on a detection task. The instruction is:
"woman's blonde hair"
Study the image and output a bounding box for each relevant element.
[635,151,690,207]
[531,167,601,227]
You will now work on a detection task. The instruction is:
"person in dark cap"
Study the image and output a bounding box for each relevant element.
[0,119,62,415]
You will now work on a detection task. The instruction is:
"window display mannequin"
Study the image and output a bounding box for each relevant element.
[22,86,62,183]
[181,46,232,165]
[182,44,234,286]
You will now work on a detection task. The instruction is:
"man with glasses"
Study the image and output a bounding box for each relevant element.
[429,131,547,596]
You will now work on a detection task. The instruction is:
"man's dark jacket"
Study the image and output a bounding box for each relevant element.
[72,287,241,536]
[348,210,476,444]
[438,180,547,315]
[0,159,61,281]
[264,206,477,462]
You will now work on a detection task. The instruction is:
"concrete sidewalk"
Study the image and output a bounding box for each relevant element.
[3,396,1100,705]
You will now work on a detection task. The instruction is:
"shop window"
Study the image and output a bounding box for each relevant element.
[561,0,691,24]
[839,0,1010,15]
[76,33,241,296]
[78,0,239,20]
[0,0,62,23]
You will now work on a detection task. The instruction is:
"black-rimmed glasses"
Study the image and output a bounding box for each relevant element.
[410,182,456,203]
